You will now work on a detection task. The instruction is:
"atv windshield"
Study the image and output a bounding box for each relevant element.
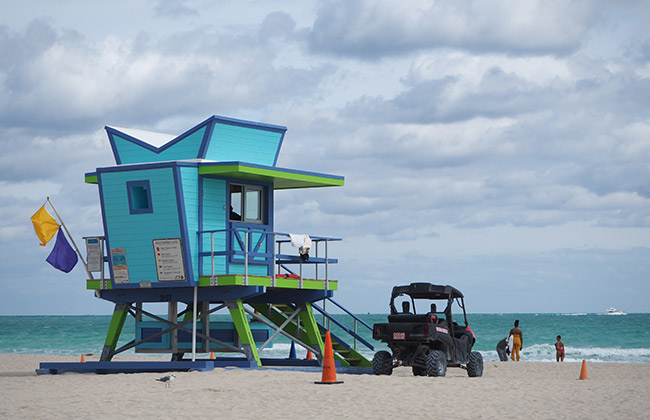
[392,295,468,326]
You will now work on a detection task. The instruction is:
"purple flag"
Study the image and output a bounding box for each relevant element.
[46,229,78,273]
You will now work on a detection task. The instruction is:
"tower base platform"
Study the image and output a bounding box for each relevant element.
[36,358,373,375]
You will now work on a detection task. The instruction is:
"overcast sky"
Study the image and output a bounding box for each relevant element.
[1,0,649,315]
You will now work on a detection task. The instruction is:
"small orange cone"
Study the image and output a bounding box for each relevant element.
[306,350,313,360]
[80,354,86,363]
[315,331,343,385]
[210,352,215,360]
[579,359,588,380]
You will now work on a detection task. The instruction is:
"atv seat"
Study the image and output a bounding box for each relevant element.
[387,313,440,323]
[452,324,475,342]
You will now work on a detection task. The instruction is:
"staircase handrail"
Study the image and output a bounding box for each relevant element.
[311,302,374,351]
[325,298,373,330]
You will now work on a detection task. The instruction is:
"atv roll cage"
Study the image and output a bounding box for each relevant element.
[388,283,469,332]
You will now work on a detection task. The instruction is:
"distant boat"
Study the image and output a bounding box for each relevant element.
[604,307,627,315]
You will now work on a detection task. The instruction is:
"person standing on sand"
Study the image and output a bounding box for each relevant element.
[508,320,523,361]
[496,337,510,361]
[555,335,565,362]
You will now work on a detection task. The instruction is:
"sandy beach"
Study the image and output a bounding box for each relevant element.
[1,354,648,419]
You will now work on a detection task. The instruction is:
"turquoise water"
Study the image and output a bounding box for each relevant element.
[1,313,648,363]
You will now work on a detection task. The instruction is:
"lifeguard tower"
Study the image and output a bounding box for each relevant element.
[66,115,372,372]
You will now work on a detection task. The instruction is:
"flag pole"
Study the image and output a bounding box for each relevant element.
[46,196,94,280]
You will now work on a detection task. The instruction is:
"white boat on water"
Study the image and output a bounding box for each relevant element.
[604,307,627,315]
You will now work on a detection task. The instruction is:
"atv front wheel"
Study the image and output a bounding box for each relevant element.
[372,351,394,375]
[425,350,447,377]
[412,365,426,376]
[467,351,484,377]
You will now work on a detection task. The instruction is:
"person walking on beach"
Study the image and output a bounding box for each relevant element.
[496,337,510,361]
[555,335,565,362]
[508,320,523,361]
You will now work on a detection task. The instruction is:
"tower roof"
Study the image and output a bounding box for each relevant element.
[89,115,344,189]
[107,115,287,166]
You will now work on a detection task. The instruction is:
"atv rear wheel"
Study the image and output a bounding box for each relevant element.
[372,351,394,375]
[412,345,431,376]
[467,351,484,377]
[425,350,447,377]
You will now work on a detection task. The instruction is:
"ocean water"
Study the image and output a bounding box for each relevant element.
[1,313,648,363]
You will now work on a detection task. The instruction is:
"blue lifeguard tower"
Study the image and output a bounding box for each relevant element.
[75,115,372,371]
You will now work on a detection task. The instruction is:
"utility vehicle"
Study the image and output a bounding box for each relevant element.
[372,283,483,377]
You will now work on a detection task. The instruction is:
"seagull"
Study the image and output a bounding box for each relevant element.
[156,373,176,388]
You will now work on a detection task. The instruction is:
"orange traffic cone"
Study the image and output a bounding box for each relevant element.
[210,352,215,360]
[305,350,313,360]
[579,359,588,380]
[80,354,86,363]
[315,331,343,385]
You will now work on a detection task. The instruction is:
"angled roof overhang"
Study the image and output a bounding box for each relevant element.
[198,161,344,190]
[85,160,344,190]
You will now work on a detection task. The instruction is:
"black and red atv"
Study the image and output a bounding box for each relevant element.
[372,282,483,377]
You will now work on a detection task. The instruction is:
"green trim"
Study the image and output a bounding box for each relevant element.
[198,163,344,190]
[85,174,98,184]
[198,275,338,291]
[86,280,113,290]
[228,299,262,366]
[103,303,129,361]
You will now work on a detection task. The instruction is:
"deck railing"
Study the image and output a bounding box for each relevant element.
[197,228,340,288]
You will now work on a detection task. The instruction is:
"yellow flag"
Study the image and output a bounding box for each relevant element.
[31,205,59,246]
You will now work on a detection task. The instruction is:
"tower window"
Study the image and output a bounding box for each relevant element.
[127,180,153,214]
[230,184,263,223]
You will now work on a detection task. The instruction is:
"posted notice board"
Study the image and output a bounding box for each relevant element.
[153,238,186,282]
[111,248,130,284]
[86,237,103,272]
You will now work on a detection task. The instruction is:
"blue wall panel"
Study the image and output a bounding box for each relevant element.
[156,128,206,162]
[229,262,268,276]
[179,167,199,281]
[101,168,182,285]
[201,177,227,276]
[113,127,207,164]
[112,134,158,164]
[205,123,282,166]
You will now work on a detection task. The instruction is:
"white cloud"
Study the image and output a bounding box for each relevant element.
[0,180,62,200]
[309,0,599,57]
[1,1,650,314]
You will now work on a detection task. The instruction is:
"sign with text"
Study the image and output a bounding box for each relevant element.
[86,237,103,272]
[110,248,129,284]
[153,238,186,282]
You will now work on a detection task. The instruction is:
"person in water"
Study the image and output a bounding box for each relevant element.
[555,335,565,362]
[508,320,523,361]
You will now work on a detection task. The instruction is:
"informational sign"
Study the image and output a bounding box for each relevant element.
[110,248,130,284]
[153,238,186,282]
[86,237,103,273]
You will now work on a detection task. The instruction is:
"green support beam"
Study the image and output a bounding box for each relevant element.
[298,304,325,357]
[227,299,262,366]
[100,303,129,361]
